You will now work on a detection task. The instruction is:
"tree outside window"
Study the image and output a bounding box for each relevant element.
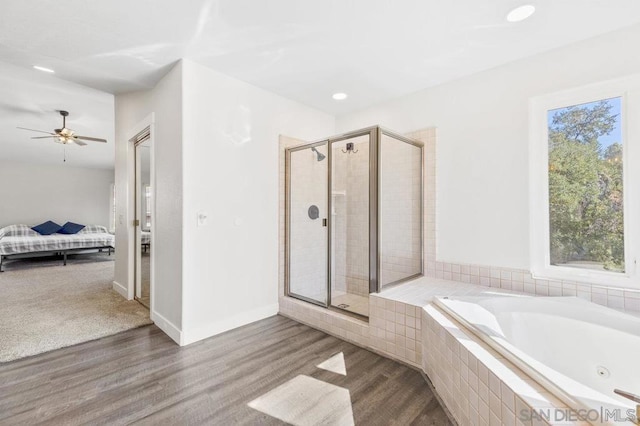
[547,97,624,272]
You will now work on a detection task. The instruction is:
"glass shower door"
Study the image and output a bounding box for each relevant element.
[287,142,329,306]
[330,133,371,317]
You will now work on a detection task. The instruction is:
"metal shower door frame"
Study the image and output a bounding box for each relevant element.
[285,125,424,314]
[285,140,331,308]
[326,126,379,296]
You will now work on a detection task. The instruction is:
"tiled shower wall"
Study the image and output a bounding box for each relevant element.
[379,133,423,286]
[332,137,370,297]
[331,148,347,294]
[278,129,437,306]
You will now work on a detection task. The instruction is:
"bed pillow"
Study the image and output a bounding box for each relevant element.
[58,222,85,234]
[0,224,39,238]
[79,225,109,234]
[32,221,62,235]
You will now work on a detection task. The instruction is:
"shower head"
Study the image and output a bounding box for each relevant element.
[311,147,326,161]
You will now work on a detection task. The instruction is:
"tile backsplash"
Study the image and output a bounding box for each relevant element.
[426,261,640,312]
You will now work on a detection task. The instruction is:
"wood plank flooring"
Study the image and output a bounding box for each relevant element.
[0,315,451,425]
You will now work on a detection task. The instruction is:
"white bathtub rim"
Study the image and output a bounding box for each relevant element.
[446,295,640,336]
[433,297,635,425]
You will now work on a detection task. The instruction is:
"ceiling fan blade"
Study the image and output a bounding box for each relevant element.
[72,140,88,146]
[17,127,56,135]
[75,136,107,143]
[31,136,57,139]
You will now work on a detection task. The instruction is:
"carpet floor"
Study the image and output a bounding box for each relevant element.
[0,255,151,363]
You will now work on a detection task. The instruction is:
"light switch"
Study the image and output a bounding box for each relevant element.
[197,212,208,227]
[119,214,124,225]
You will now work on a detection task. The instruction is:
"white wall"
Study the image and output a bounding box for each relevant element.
[114,62,183,339]
[336,24,640,270]
[0,160,113,228]
[181,60,334,344]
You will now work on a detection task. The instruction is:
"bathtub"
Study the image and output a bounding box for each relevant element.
[434,296,640,425]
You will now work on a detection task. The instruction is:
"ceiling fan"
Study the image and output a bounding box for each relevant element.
[17,110,107,146]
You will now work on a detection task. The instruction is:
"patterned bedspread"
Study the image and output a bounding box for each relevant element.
[0,233,114,255]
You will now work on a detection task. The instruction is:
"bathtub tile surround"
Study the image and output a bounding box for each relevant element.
[422,305,591,426]
[368,295,423,366]
[436,296,640,424]
[427,261,640,313]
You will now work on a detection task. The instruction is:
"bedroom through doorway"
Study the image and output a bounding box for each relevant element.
[134,134,152,309]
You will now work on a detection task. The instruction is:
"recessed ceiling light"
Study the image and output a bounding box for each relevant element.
[33,65,55,73]
[506,5,536,22]
[332,92,348,101]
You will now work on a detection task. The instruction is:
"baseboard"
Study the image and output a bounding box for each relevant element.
[112,281,128,299]
[151,310,182,345]
[181,303,279,346]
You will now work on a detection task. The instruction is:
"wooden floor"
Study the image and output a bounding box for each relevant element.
[0,315,451,425]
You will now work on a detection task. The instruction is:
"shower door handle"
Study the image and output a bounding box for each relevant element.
[322,218,328,227]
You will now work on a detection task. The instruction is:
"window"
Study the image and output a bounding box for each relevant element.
[530,76,640,287]
[548,97,624,273]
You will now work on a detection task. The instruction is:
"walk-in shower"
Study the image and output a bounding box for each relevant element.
[285,126,423,318]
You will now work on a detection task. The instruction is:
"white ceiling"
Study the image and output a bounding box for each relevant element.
[1,0,640,116]
[0,1,639,149]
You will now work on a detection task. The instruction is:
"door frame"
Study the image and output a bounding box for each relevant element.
[125,113,155,312]
[134,141,150,302]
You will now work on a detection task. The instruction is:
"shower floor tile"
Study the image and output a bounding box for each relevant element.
[331,292,369,317]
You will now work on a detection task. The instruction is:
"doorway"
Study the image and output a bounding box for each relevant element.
[134,134,152,309]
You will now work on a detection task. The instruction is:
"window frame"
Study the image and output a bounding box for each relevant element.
[529,76,640,288]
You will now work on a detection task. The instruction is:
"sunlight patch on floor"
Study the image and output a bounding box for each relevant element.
[316,352,347,376]
[248,375,354,426]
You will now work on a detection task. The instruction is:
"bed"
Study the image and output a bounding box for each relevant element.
[0,224,115,272]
